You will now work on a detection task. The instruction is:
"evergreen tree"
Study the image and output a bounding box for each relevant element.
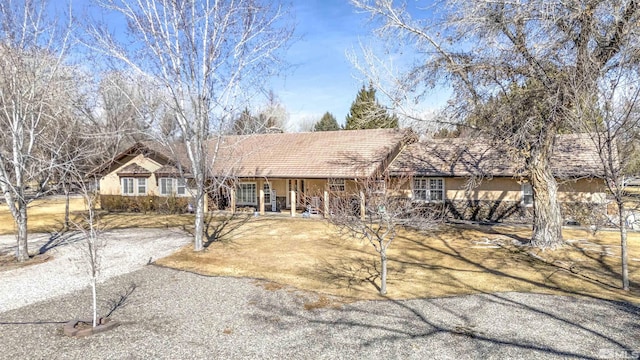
[344,84,398,130]
[314,112,340,131]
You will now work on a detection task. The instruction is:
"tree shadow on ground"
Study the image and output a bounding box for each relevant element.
[201,211,253,248]
[248,281,639,359]
[298,223,640,356]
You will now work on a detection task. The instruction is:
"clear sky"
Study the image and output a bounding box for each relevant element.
[68,0,444,131]
[274,0,375,130]
[275,1,447,131]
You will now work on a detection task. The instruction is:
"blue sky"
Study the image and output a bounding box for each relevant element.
[67,0,445,131]
[276,1,448,131]
[274,0,374,130]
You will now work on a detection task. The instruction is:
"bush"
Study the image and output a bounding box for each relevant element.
[100,195,192,214]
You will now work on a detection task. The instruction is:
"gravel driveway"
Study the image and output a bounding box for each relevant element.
[0,228,191,313]
[0,229,639,359]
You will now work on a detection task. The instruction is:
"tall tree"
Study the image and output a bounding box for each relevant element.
[351,0,640,249]
[90,0,293,251]
[345,84,398,130]
[579,63,640,291]
[314,112,340,131]
[0,0,77,261]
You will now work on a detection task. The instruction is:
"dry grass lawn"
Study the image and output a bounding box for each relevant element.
[157,217,640,303]
[2,197,639,303]
[0,197,194,235]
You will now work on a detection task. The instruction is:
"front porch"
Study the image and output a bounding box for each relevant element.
[227,178,365,219]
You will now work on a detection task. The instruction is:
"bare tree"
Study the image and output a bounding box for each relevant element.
[350,0,640,249]
[229,91,289,134]
[63,146,106,328]
[579,65,640,291]
[89,0,293,251]
[326,175,440,295]
[0,0,77,261]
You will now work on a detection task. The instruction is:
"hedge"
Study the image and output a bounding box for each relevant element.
[100,195,193,214]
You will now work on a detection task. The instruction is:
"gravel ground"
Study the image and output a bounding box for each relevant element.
[0,228,191,313]
[1,230,639,359]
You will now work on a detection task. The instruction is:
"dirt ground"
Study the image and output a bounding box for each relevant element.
[157,217,640,303]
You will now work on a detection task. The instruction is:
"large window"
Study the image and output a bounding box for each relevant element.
[413,178,444,201]
[237,183,257,205]
[329,178,345,192]
[122,177,148,195]
[121,178,134,195]
[159,177,190,196]
[159,178,174,196]
[522,183,533,207]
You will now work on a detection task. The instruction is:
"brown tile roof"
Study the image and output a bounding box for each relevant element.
[210,128,413,178]
[389,133,604,178]
[116,163,151,177]
[137,129,412,179]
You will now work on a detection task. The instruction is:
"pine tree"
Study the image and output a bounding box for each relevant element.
[314,112,340,131]
[344,84,398,130]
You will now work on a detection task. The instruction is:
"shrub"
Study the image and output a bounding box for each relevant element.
[99,195,192,214]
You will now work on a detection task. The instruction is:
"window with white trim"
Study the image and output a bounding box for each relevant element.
[137,178,147,195]
[236,183,257,205]
[159,177,190,196]
[522,183,533,206]
[413,178,444,201]
[177,178,186,195]
[329,179,345,192]
[263,183,271,205]
[121,178,134,195]
[159,178,174,196]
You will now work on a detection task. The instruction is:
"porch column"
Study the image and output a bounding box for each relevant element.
[323,190,329,218]
[259,188,265,215]
[290,190,296,217]
[203,191,208,213]
[230,188,236,214]
[360,190,366,220]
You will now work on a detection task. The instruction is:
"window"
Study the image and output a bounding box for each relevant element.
[329,179,345,192]
[121,178,134,195]
[413,178,444,201]
[137,178,147,195]
[237,183,257,205]
[160,178,173,196]
[159,177,190,196]
[522,183,533,206]
[263,183,271,205]
[177,178,186,196]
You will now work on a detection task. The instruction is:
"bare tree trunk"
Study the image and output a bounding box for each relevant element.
[529,141,563,249]
[15,198,29,262]
[91,277,97,327]
[618,202,630,291]
[64,184,70,231]
[194,180,205,252]
[380,249,387,295]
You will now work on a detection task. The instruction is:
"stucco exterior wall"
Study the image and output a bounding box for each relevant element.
[395,176,606,204]
[99,154,163,196]
[446,177,522,202]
